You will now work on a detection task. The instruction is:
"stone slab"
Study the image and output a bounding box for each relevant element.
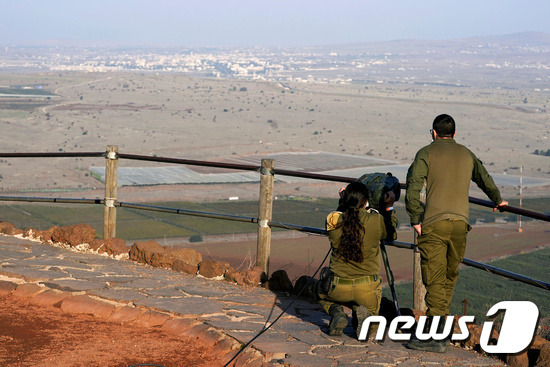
[40,279,108,291]
[89,288,148,302]
[204,316,266,331]
[271,319,320,332]
[282,353,337,367]
[221,294,271,305]
[18,257,95,269]
[0,245,31,256]
[0,267,68,281]
[142,287,187,298]
[224,304,277,317]
[116,278,167,289]
[176,284,232,298]
[136,296,225,315]
[287,330,338,347]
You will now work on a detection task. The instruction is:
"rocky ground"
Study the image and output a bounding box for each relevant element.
[2,221,548,366]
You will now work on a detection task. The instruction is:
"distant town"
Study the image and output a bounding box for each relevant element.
[2,32,550,90]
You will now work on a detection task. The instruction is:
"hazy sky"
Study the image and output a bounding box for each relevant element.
[2,0,550,47]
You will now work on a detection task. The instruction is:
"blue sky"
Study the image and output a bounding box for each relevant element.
[2,0,550,46]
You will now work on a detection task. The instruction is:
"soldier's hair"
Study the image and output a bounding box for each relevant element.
[338,182,369,263]
[432,114,456,138]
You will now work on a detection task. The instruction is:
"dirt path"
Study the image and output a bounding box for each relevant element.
[0,294,223,367]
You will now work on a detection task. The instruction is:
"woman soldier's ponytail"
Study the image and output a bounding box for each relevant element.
[338,182,369,263]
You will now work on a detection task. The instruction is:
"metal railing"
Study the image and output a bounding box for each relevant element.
[0,148,549,298]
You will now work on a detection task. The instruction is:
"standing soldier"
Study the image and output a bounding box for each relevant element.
[405,114,508,352]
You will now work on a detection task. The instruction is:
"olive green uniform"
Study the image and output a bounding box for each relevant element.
[319,208,396,317]
[406,139,503,316]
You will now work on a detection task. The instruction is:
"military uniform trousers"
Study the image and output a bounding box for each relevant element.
[319,275,382,317]
[418,219,470,316]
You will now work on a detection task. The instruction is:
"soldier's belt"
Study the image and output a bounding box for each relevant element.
[334,274,379,285]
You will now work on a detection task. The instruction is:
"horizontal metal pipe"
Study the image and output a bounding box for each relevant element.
[117,153,260,172]
[0,196,103,205]
[267,220,327,235]
[271,168,356,183]
[468,197,550,222]
[116,201,259,224]
[462,257,550,291]
[385,241,549,290]
[0,152,104,158]
[0,151,547,222]
[387,241,415,250]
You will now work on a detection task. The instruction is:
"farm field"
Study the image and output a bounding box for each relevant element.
[383,247,550,320]
[0,72,548,202]
[0,196,547,241]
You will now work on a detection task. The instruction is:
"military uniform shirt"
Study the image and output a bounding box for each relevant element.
[326,208,390,279]
[406,138,503,227]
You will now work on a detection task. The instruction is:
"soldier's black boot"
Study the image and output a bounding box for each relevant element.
[328,304,348,336]
[406,316,449,353]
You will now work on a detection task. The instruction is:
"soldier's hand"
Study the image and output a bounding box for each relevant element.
[493,200,509,212]
[413,224,422,236]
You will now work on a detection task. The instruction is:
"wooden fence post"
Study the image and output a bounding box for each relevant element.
[257,159,274,276]
[103,145,118,240]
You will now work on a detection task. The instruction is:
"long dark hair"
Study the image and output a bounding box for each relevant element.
[337,182,369,263]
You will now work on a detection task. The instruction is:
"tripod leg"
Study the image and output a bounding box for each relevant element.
[381,241,401,316]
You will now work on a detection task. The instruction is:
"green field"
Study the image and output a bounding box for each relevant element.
[0,197,339,240]
[382,247,550,320]
[0,196,547,240]
[0,87,56,96]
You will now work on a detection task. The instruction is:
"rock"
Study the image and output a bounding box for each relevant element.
[224,267,245,285]
[462,323,499,351]
[23,228,38,239]
[37,226,59,243]
[88,239,104,251]
[199,260,230,278]
[51,224,96,247]
[266,269,293,293]
[505,335,550,367]
[242,266,266,286]
[533,335,549,349]
[89,238,128,256]
[0,221,17,235]
[162,248,202,268]
[537,342,550,367]
[129,241,165,265]
[507,351,530,367]
[129,243,203,269]
[0,280,17,295]
[172,259,198,275]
